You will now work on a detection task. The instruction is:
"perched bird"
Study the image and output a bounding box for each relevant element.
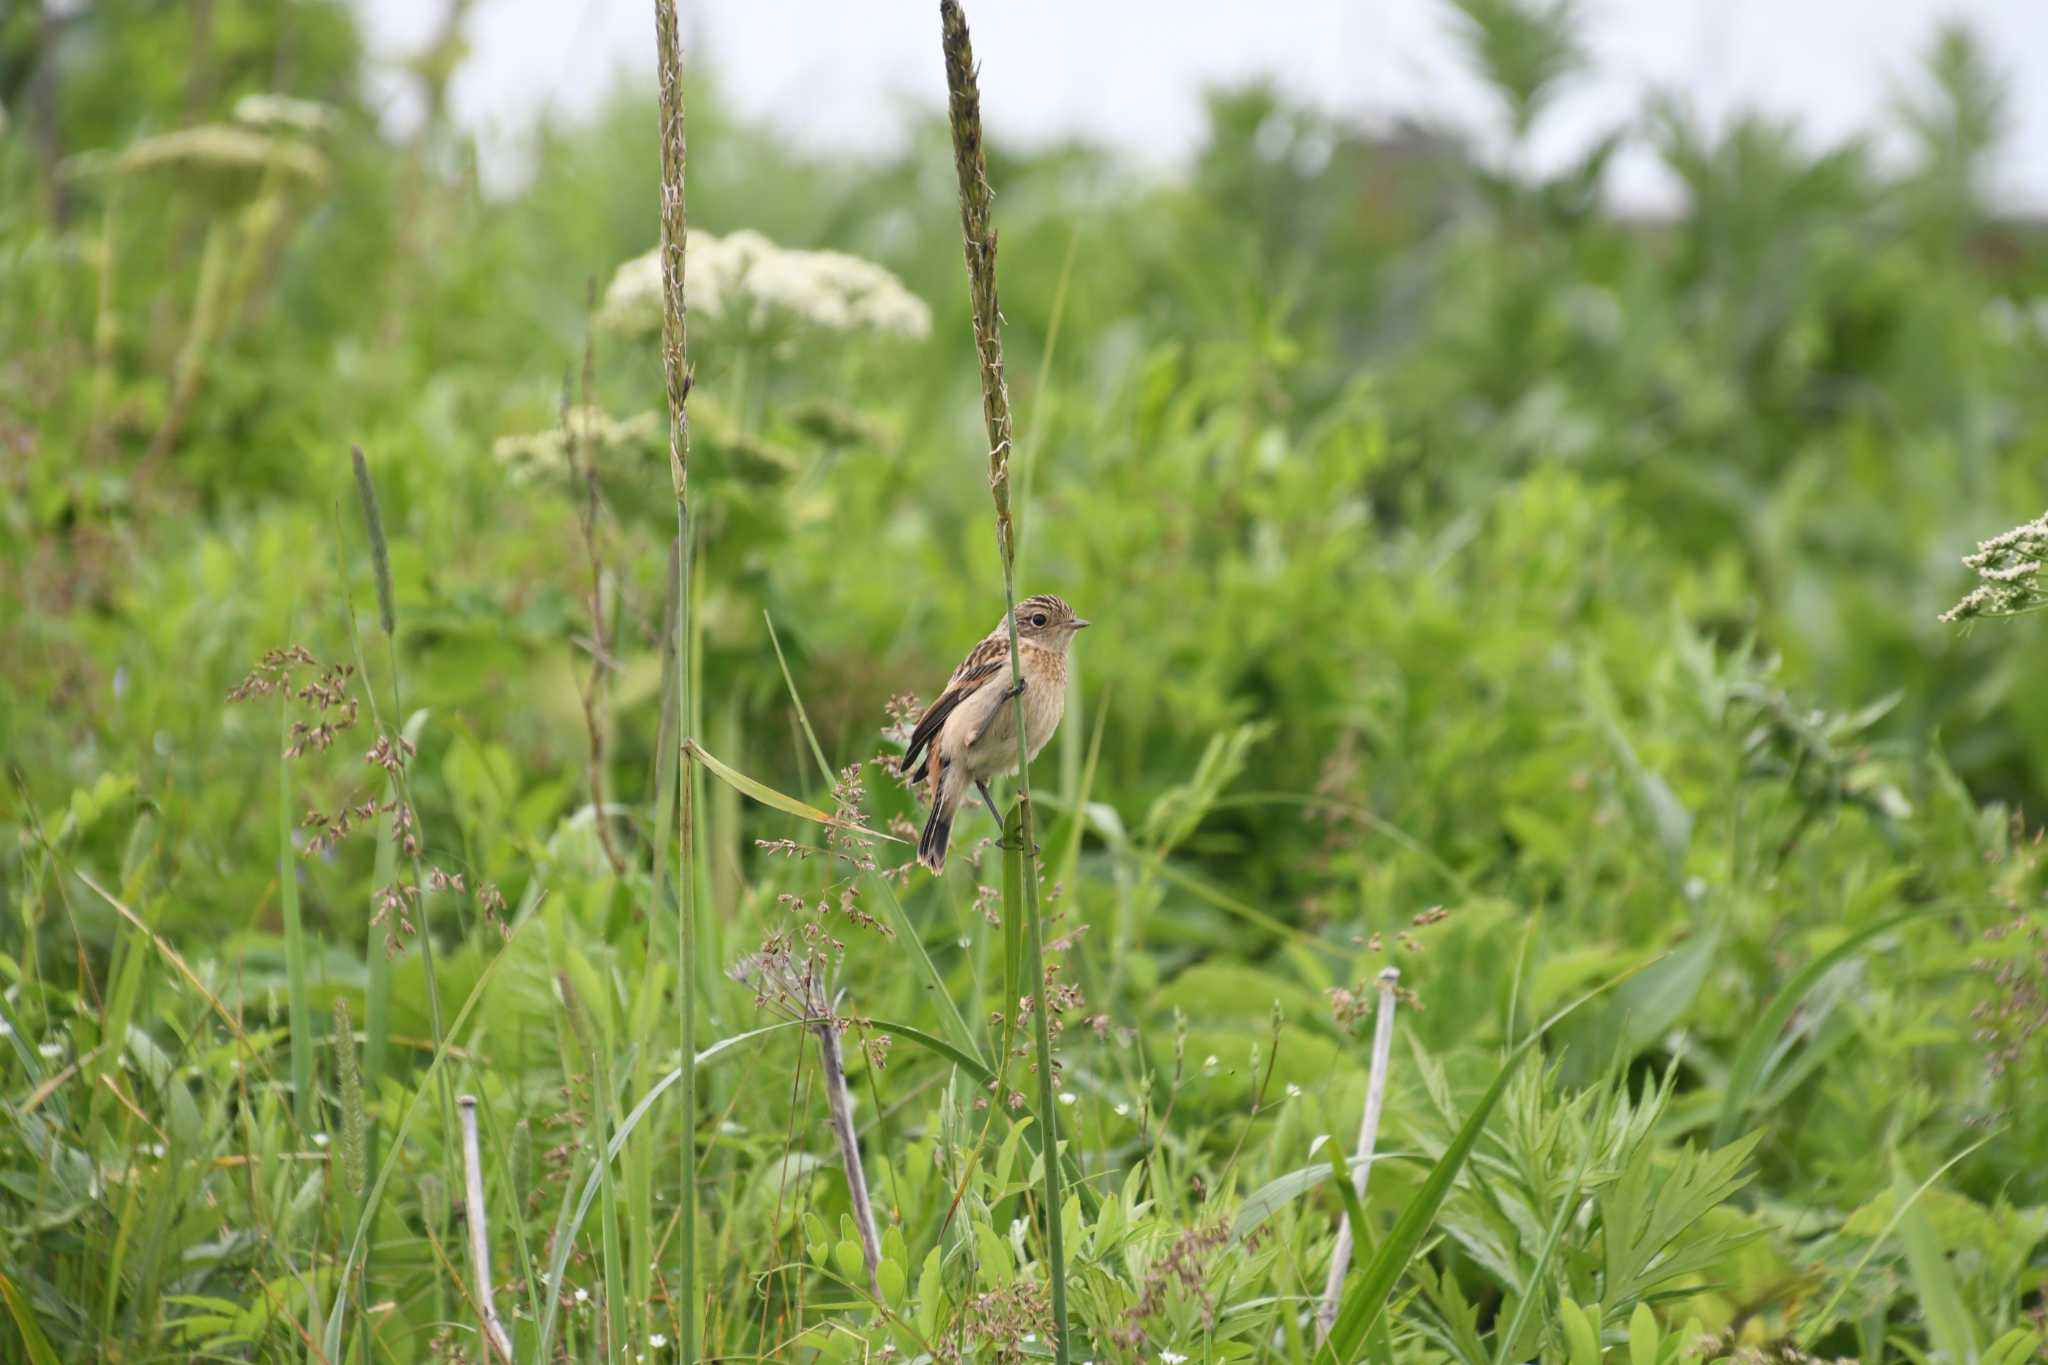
[901,593,1088,872]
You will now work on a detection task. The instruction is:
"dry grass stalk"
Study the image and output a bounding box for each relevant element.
[1317,966,1401,1342]
[731,944,884,1295]
[457,1094,514,1363]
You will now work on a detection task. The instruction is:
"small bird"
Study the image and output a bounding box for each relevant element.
[901,593,1088,872]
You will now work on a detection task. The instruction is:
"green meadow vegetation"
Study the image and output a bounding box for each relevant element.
[6,0,2048,1361]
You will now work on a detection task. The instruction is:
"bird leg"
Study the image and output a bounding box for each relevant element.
[980,779,1041,855]
[1003,677,1026,701]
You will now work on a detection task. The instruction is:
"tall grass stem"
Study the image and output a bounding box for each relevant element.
[940,4,1069,1359]
[651,1,700,1357]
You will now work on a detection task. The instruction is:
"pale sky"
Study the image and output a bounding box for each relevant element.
[355,0,2048,214]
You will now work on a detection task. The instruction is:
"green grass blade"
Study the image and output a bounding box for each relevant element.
[1316,1036,1538,1363]
[1232,1152,1414,1241]
[1799,1135,1996,1348]
[869,1015,1098,1219]
[686,737,901,842]
[868,1018,996,1084]
[763,610,833,786]
[0,1271,60,1365]
[866,871,984,1066]
[529,1022,794,1362]
[1900,1183,1978,1365]
[1712,905,1926,1146]
[322,917,535,1362]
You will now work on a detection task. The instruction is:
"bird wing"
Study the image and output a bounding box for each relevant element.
[902,633,1009,783]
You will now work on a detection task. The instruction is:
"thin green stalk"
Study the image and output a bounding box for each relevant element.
[277,695,313,1135]
[651,2,699,1356]
[940,4,1069,1359]
[346,452,454,1148]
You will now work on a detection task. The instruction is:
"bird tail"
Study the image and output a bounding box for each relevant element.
[918,801,953,872]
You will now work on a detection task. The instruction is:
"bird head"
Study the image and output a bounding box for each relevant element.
[1011,593,1089,651]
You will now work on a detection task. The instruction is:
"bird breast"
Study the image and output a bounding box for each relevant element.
[946,646,1066,776]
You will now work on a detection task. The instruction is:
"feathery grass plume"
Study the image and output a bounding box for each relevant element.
[333,997,367,1198]
[1317,967,1400,1341]
[651,1,702,1359]
[939,4,1070,1360]
[351,446,395,635]
[1939,509,2048,623]
[457,1095,514,1363]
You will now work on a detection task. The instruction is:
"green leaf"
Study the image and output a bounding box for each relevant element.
[974,1220,1012,1285]
[1629,1302,1660,1365]
[1985,1329,2042,1365]
[877,1256,906,1306]
[1234,1152,1408,1241]
[1559,1298,1601,1365]
[1323,1137,1372,1253]
[1599,1131,1761,1304]
[915,1246,943,1337]
[687,738,902,841]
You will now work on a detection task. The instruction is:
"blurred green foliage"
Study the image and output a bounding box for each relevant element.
[3,1,2047,1361]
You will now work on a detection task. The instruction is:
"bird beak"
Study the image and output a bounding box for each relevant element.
[1071,619,1091,630]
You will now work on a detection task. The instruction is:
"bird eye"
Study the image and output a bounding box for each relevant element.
[1031,612,1048,627]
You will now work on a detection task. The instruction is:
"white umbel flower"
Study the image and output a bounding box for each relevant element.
[600,229,930,342]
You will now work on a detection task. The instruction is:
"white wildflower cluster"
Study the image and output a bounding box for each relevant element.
[599,229,931,342]
[1940,510,2048,624]
[233,93,340,136]
[491,407,660,486]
